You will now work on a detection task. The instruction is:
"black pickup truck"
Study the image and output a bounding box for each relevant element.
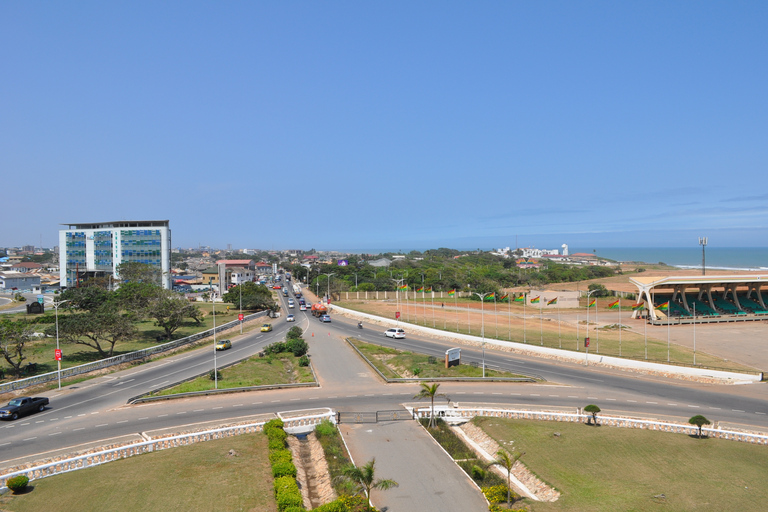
[0,397,50,420]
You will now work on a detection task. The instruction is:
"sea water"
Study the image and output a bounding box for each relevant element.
[577,247,768,271]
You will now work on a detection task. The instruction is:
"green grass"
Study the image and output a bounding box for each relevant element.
[0,433,277,512]
[155,352,314,395]
[349,339,532,379]
[474,416,768,511]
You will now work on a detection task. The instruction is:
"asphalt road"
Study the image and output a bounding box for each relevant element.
[0,283,766,508]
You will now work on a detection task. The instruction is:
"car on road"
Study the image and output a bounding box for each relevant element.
[0,397,49,421]
[286,314,295,322]
[320,314,331,322]
[385,328,406,339]
[272,284,281,289]
[299,304,306,311]
[261,324,273,332]
[215,339,232,350]
[288,300,295,308]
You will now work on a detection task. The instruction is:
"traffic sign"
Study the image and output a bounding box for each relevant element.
[37,295,44,304]
[585,337,590,348]
[55,349,62,361]
[238,313,244,321]
[395,311,400,319]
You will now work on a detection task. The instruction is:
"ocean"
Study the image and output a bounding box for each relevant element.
[576,247,768,272]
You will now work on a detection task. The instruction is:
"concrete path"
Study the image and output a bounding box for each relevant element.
[339,420,488,511]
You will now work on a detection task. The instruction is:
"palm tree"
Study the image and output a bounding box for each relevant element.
[413,382,448,428]
[340,458,398,510]
[493,449,524,506]
[688,415,711,439]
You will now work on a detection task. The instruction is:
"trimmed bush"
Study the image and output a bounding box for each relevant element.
[6,475,29,494]
[272,460,298,479]
[298,355,310,367]
[268,436,286,451]
[286,338,308,357]
[269,448,294,465]
[274,476,303,511]
[263,418,285,438]
[313,494,370,512]
[286,326,303,340]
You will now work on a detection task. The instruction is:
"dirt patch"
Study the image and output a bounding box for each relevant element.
[287,432,336,509]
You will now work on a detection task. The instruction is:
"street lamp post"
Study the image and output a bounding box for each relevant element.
[210,278,218,389]
[474,292,490,378]
[239,277,243,335]
[322,273,335,303]
[393,277,405,328]
[585,289,598,366]
[52,299,70,390]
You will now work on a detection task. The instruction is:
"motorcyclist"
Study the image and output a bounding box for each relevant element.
[358,321,363,329]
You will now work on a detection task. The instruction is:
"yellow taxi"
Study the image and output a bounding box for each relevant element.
[260,324,273,332]
[215,339,232,350]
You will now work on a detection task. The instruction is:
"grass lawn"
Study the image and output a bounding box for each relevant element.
[349,339,533,379]
[474,417,768,511]
[155,352,314,395]
[0,433,276,512]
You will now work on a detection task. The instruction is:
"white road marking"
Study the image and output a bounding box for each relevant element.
[233,404,244,407]
[73,428,85,432]
[733,409,745,413]
[48,432,62,436]
[646,401,657,404]
[756,412,766,415]
[95,424,108,427]
[138,417,149,421]
[193,409,204,412]
[606,398,616,401]
[687,405,699,408]
[0,442,9,447]
[176,412,187,415]
[158,414,168,417]
[568,395,579,398]
[548,395,559,397]
[709,407,721,410]
[627,400,637,403]
[212,407,223,410]
[530,394,540,396]
[117,420,128,424]
[23,437,37,441]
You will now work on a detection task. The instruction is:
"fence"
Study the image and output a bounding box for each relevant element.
[412,406,768,445]
[0,311,268,394]
[0,409,335,488]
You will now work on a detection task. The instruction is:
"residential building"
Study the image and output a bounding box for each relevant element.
[59,220,172,289]
[0,271,41,291]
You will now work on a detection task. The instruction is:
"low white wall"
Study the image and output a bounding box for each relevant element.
[331,305,761,383]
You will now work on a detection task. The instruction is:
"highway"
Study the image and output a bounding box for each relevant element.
[1,282,766,472]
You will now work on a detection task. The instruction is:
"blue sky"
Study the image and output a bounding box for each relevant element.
[2,2,767,252]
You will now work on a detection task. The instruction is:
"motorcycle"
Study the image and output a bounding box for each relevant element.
[358,322,363,329]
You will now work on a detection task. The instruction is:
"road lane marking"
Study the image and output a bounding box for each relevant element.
[48,432,62,436]
[492,393,502,395]
[0,442,9,447]
[117,420,128,424]
[77,414,86,417]
[667,403,678,406]
[23,437,37,441]
[510,393,521,396]
[587,397,598,400]
[35,421,44,424]
[233,404,244,407]
[290,399,300,401]
[138,417,149,420]
[346,395,357,398]
[271,400,281,403]
[687,405,699,408]
[73,428,85,432]
[568,395,579,398]
[646,401,657,404]
[212,407,223,410]
[193,409,204,412]
[252,402,262,405]
[530,394,540,396]
[309,397,319,400]
[176,412,187,415]
[606,398,616,401]
[732,410,745,413]
[548,395,559,397]
[158,414,168,417]
[95,424,108,428]
[709,407,721,410]
[627,400,637,403]
[756,412,766,415]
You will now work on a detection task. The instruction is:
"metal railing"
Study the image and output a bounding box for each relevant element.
[0,311,268,394]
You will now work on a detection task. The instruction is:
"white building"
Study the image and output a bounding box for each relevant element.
[59,220,172,289]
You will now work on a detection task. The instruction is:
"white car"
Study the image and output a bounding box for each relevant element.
[384,328,406,339]
[299,305,306,311]
[286,314,295,322]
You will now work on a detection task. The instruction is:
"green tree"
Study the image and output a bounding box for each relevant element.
[59,285,111,312]
[286,326,303,340]
[340,458,398,509]
[0,319,33,377]
[50,309,136,358]
[116,262,163,286]
[689,415,711,439]
[584,404,601,425]
[414,382,448,429]
[493,449,524,507]
[222,282,278,312]
[150,291,202,339]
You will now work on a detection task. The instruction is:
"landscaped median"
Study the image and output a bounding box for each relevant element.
[347,338,539,382]
[129,327,317,403]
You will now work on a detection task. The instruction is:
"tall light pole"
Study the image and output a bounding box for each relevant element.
[393,277,405,328]
[239,276,243,335]
[210,278,218,390]
[474,292,490,378]
[52,299,70,390]
[322,273,335,303]
[699,237,708,276]
[585,289,598,366]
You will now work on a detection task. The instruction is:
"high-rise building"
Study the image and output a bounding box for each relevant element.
[59,220,171,289]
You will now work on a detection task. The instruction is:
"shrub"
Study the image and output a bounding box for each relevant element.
[483,484,518,504]
[263,418,285,434]
[286,326,303,340]
[268,436,286,450]
[274,476,303,511]
[471,465,486,480]
[269,449,294,465]
[285,338,309,357]
[265,341,287,355]
[282,507,305,512]
[298,355,310,367]
[208,369,221,381]
[272,460,298,478]
[314,419,336,438]
[6,475,29,494]
[313,495,370,512]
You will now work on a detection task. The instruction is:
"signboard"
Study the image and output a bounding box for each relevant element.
[585,337,590,348]
[238,313,244,321]
[445,347,461,368]
[37,295,44,304]
[55,349,62,361]
[395,311,400,319]
[337,259,349,266]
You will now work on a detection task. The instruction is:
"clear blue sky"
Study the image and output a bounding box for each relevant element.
[2,1,767,252]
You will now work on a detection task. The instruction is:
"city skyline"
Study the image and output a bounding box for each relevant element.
[2,2,767,250]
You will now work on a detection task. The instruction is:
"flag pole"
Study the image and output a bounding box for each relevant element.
[508,293,512,341]
[618,297,622,357]
[540,296,543,345]
[523,292,527,343]
[494,294,498,339]
[558,298,561,349]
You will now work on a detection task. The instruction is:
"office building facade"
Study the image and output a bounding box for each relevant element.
[59,220,171,289]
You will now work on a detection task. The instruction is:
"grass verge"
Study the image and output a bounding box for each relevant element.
[154,351,314,395]
[474,416,768,511]
[349,338,532,379]
[0,433,277,512]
